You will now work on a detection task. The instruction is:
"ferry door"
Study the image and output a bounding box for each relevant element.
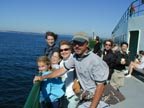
[129,31,139,61]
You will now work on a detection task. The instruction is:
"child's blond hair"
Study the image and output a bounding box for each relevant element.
[37,56,51,69]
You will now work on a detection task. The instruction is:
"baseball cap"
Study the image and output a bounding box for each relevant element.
[72,32,89,43]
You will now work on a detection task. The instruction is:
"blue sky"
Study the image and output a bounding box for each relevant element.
[0,0,134,37]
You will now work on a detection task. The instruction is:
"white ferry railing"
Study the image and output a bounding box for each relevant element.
[112,0,144,34]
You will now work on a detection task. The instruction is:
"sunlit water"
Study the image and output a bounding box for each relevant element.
[0,32,72,108]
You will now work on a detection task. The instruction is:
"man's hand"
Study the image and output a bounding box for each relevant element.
[90,83,105,108]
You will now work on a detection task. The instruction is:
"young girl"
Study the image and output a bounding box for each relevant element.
[37,56,64,108]
[50,51,61,70]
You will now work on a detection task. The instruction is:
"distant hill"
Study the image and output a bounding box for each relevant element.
[0,30,73,37]
[0,30,44,35]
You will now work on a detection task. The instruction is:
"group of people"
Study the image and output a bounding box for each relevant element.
[36,31,78,108]
[93,38,130,90]
[34,31,110,108]
[33,31,144,108]
[93,36,144,87]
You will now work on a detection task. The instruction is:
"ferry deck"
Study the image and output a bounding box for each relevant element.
[111,73,144,108]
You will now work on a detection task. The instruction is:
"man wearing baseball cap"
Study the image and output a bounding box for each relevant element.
[34,32,109,108]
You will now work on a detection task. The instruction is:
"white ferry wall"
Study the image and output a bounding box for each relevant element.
[127,15,144,60]
[112,16,144,60]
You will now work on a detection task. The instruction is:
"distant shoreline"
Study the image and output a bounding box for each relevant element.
[0,30,43,35]
[0,31,72,37]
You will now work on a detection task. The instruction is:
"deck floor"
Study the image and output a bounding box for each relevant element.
[111,76,144,108]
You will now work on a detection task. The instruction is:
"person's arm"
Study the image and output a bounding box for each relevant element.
[89,56,108,108]
[90,83,105,108]
[34,67,67,81]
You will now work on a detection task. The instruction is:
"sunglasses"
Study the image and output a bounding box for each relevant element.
[60,48,70,52]
[72,40,86,46]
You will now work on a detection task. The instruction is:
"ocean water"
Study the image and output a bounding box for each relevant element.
[0,32,72,108]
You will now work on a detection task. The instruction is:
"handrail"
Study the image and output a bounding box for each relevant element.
[112,0,144,34]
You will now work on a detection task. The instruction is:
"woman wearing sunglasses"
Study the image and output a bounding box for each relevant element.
[59,40,79,108]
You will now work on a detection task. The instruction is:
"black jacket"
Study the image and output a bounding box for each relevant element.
[93,42,101,57]
[102,49,115,80]
[44,43,59,58]
[114,51,130,71]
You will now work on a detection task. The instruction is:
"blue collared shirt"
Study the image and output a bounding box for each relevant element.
[40,71,64,102]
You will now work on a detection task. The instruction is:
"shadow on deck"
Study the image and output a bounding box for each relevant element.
[133,71,144,82]
[111,76,144,108]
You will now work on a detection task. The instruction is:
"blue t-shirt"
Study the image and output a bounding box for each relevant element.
[40,71,64,102]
